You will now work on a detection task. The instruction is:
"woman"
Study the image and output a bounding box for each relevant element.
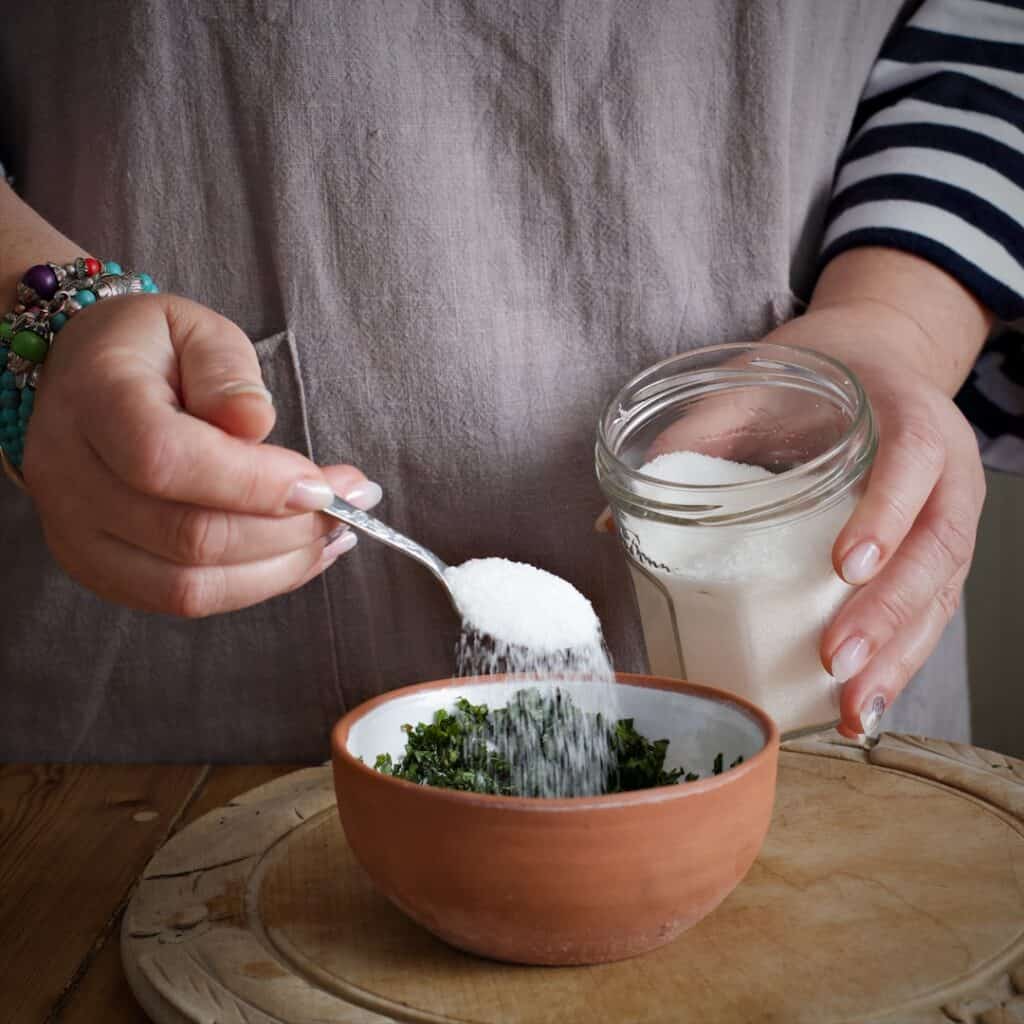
[0,0,1020,760]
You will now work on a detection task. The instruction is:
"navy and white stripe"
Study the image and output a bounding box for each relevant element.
[822,0,1024,471]
[823,0,1024,321]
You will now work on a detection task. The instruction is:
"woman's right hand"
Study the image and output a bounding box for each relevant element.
[21,293,380,617]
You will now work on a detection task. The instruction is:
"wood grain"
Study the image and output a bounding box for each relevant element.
[55,765,303,1024]
[120,734,1024,1024]
[0,763,206,1024]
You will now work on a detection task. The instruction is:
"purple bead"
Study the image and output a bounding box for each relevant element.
[21,264,58,301]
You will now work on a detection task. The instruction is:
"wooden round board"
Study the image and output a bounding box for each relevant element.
[122,732,1024,1024]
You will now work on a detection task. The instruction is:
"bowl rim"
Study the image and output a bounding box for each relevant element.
[331,672,780,813]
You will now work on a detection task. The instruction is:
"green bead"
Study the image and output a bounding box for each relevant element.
[139,273,153,288]
[19,388,33,407]
[50,312,67,333]
[0,320,12,341]
[0,371,15,389]
[0,392,16,410]
[11,329,48,363]
[18,408,31,424]
[103,261,123,275]
[74,289,97,307]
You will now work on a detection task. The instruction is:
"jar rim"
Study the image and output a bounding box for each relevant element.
[595,342,877,526]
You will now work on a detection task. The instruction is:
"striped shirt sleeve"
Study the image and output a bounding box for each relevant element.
[821,0,1024,324]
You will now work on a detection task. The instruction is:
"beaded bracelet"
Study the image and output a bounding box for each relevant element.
[0,257,159,485]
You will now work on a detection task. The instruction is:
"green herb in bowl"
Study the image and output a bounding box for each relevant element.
[374,688,741,797]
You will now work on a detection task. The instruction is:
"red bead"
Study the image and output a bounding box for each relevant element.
[84,258,102,276]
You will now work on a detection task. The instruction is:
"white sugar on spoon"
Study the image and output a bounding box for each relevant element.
[444,558,602,654]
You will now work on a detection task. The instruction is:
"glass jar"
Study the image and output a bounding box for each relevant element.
[596,343,877,737]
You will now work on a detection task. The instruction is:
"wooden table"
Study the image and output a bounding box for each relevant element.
[0,763,302,1024]
[4,737,1024,1024]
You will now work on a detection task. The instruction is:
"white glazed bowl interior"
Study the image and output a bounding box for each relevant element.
[346,678,768,780]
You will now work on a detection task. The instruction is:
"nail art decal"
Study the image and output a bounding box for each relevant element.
[861,694,886,738]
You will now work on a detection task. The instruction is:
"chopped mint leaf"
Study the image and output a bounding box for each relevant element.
[375,688,741,797]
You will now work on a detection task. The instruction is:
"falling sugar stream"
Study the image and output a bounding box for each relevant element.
[444,558,621,797]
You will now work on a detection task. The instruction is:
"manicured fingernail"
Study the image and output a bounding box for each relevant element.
[831,636,870,682]
[288,479,334,511]
[860,694,887,737]
[220,381,273,404]
[343,480,383,511]
[841,541,880,585]
[324,530,358,562]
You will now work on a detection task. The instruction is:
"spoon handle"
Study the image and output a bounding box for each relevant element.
[323,495,454,595]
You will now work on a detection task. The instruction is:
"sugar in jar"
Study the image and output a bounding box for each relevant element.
[596,343,876,737]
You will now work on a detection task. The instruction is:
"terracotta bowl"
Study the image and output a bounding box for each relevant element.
[331,673,779,966]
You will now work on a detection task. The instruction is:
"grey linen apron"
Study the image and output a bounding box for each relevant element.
[0,1,968,761]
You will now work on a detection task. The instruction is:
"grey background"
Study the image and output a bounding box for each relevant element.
[967,470,1024,757]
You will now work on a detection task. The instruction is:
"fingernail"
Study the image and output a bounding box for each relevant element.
[841,541,880,585]
[288,479,334,511]
[831,636,870,682]
[594,507,615,534]
[860,694,887,738]
[343,480,383,511]
[324,530,358,562]
[220,381,274,404]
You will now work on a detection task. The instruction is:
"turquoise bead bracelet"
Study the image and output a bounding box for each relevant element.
[0,257,159,486]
